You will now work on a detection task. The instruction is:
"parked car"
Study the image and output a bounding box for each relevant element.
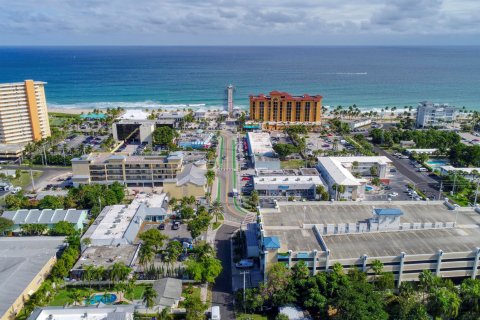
[241,177,250,181]
[158,223,165,230]
[172,222,180,230]
[388,192,399,197]
[235,259,254,268]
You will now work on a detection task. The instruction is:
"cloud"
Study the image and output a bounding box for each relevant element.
[0,0,478,44]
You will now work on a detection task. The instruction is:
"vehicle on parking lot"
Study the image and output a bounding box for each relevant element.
[416,167,428,172]
[388,192,399,197]
[210,306,221,320]
[235,259,254,268]
[172,222,180,230]
[241,177,250,181]
[158,223,165,230]
[390,168,397,173]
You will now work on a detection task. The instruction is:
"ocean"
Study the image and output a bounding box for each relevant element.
[1,46,480,111]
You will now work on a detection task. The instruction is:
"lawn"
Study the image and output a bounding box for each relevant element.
[280,159,304,169]
[49,112,80,127]
[49,287,92,306]
[10,170,42,188]
[125,284,147,300]
[179,285,201,308]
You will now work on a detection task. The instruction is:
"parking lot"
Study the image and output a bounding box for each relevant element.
[364,169,413,201]
[140,221,192,243]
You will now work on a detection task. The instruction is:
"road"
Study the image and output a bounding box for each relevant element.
[2,165,71,192]
[215,131,247,223]
[373,146,441,198]
[212,224,237,319]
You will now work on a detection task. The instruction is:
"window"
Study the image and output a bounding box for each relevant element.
[286,102,292,120]
[279,102,283,120]
[259,102,265,120]
[252,101,256,118]
[273,100,279,120]
[305,102,311,122]
[295,102,301,121]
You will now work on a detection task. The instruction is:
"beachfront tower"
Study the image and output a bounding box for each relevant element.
[249,91,322,130]
[0,80,51,144]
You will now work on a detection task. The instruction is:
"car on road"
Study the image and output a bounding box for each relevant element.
[241,177,250,181]
[235,259,254,268]
[388,192,399,197]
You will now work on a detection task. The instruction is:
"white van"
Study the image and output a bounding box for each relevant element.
[211,306,220,320]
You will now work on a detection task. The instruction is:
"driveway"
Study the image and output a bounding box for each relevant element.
[212,224,237,320]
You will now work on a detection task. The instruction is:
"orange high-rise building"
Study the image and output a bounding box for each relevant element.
[249,91,322,128]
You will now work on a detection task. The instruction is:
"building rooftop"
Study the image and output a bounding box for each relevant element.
[72,244,139,270]
[0,237,65,318]
[254,175,323,190]
[28,304,135,320]
[259,201,480,258]
[260,201,475,227]
[247,132,275,155]
[173,162,207,186]
[317,158,360,186]
[1,209,87,225]
[440,166,480,174]
[153,278,182,307]
[250,91,322,102]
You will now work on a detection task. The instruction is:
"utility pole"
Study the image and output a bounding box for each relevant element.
[30,167,36,192]
[240,270,249,314]
[43,144,48,166]
[474,179,480,207]
[98,197,102,212]
[438,181,443,200]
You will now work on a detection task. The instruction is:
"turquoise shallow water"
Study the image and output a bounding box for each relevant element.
[0,46,479,110]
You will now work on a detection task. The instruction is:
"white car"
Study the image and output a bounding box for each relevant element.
[388,192,399,197]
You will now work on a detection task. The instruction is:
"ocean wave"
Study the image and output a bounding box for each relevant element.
[48,101,250,111]
[321,72,368,75]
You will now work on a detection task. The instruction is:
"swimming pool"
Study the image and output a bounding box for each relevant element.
[85,293,117,305]
[426,159,449,168]
[365,185,374,191]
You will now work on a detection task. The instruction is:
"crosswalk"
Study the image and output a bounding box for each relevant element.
[217,168,235,172]
[242,212,257,225]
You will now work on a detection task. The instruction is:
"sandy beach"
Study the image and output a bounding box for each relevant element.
[48,107,94,115]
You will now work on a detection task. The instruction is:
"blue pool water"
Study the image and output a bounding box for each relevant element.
[426,159,449,168]
[85,293,117,305]
[365,185,374,191]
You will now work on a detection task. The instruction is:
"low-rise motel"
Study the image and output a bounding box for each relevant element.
[253,201,480,287]
[249,91,322,130]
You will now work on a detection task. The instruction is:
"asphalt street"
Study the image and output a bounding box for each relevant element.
[2,165,71,192]
[212,224,237,319]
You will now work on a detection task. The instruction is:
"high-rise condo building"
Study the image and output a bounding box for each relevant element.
[0,80,51,144]
[249,91,322,129]
[415,101,458,128]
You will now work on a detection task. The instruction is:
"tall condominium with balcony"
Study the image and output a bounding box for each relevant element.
[0,80,51,144]
[71,152,184,186]
[416,101,458,128]
[249,91,322,129]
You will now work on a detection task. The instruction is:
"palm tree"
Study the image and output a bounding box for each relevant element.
[143,286,158,309]
[157,307,173,320]
[110,262,131,287]
[70,289,84,306]
[94,265,105,282]
[139,244,155,271]
[83,265,95,288]
[205,170,215,191]
[209,200,223,223]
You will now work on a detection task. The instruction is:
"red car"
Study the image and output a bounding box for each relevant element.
[241,177,250,181]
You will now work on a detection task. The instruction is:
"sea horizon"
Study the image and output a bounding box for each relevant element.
[1,45,480,111]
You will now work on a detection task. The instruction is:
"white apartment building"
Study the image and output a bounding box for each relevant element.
[416,101,458,128]
[317,156,392,200]
[0,80,51,144]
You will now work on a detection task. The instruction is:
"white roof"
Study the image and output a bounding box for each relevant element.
[254,175,323,190]
[406,148,438,153]
[317,157,360,186]
[28,305,135,320]
[327,156,392,165]
[119,109,150,120]
[440,166,480,174]
[247,132,274,155]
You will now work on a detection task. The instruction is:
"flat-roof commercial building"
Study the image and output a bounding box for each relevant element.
[73,194,169,276]
[177,132,214,149]
[416,101,458,128]
[257,201,480,286]
[71,152,184,186]
[0,80,51,144]
[112,119,175,144]
[1,209,88,233]
[0,237,65,320]
[246,132,280,170]
[253,168,324,200]
[28,305,135,320]
[249,91,322,130]
[317,156,392,200]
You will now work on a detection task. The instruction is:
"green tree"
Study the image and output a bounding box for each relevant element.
[205,170,215,190]
[164,240,183,269]
[83,264,96,288]
[153,126,178,147]
[109,262,131,286]
[262,263,294,307]
[0,217,13,234]
[50,221,76,236]
[427,287,461,319]
[209,200,223,223]
[21,223,48,236]
[5,194,29,210]
[273,143,298,160]
[143,286,158,309]
[180,206,195,220]
[38,195,64,209]
[370,259,383,282]
[184,288,207,320]
[185,255,222,283]
[250,190,259,207]
[139,244,155,269]
[139,228,168,252]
